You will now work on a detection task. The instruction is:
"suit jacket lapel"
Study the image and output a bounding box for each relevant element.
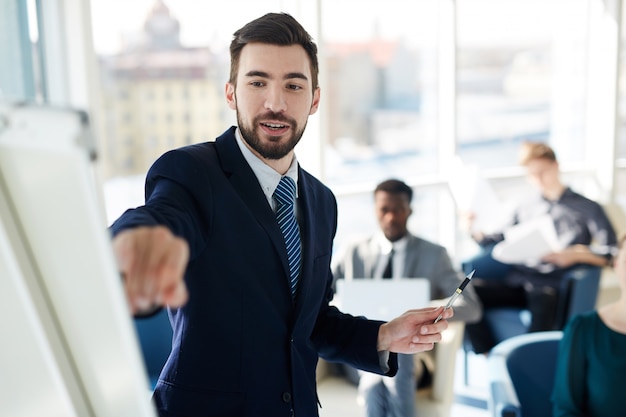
[366,238,383,278]
[213,129,291,282]
[403,235,422,277]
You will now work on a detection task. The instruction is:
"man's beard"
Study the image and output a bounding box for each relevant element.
[237,110,307,160]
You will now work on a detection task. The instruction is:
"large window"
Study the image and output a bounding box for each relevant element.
[319,0,448,251]
[90,0,288,182]
[0,0,38,101]
[18,0,615,258]
[90,0,287,220]
[456,0,590,168]
[320,0,440,185]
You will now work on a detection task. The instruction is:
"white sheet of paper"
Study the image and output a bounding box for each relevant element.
[492,214,562,265]
[448,158,509,234]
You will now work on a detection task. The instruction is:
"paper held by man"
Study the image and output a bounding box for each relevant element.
[491,214,562,266]
[447,158,513,234]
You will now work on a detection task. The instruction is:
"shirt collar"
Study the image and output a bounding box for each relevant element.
[375,232,409,255]
[234,127,299,203]
[541,186,572,204]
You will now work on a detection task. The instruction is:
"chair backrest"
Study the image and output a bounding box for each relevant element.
[133,308,173,389]
[480,265,601,349]
[488,331,562,417]
[555,265,602,328]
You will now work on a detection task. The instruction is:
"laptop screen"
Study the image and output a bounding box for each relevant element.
[334,278,431,321]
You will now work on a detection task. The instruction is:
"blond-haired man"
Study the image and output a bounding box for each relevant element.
[463,141,617,354]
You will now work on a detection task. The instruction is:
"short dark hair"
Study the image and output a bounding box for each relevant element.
[229,13,319,90]
[374,179,413,203]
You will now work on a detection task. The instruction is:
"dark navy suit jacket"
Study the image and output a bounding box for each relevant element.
[110,127,397,417]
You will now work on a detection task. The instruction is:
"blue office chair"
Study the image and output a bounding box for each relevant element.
[461,244,601,350]
[133,308,173,390]
[482,264,601,343]
[460,246,600,385]
[487,331,563,417]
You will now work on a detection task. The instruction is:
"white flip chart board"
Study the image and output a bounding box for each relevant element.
[0,102,156,417]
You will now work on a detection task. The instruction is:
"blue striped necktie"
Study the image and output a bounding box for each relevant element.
[273,176,302,299]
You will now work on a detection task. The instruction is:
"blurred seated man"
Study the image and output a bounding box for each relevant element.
[333,178,482,417]
[462,141,618,354]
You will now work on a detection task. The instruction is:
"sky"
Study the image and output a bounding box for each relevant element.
[87,0,468,54]
[87,0,587,54]
[24,0,590,54]
[89,0,276,54]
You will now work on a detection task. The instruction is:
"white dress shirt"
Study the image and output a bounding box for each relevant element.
[234,127,299,213]
[373,233,409,279]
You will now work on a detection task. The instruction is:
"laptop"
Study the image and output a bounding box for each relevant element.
[334,278,431,321]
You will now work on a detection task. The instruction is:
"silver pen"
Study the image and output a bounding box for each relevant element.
[434,269,475,323]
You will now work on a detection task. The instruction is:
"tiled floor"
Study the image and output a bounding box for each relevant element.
[317,349,490,417]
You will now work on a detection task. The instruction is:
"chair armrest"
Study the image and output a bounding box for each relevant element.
[488,353,521,417]
[487,331,562,417]
[429,321,465,402]
[490,381,521,417]
[555,266,601,328]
